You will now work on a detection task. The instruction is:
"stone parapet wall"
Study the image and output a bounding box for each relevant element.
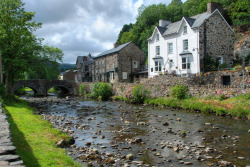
[0,104,25,166]
[78,71,250,98]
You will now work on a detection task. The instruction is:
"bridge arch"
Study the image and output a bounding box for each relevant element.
[14,80,76,96]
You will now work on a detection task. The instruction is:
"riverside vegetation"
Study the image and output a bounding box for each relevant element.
[111,84,250,119]
[0,90,82,167]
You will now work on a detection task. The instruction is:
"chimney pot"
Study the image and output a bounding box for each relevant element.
[159,20,171,27]
[207,2,223,14]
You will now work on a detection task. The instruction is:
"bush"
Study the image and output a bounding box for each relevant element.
[170,85,189,100]
[131,84,150,104]
[216,91,226,101]
[90,82,112,101]
[79,84,87,96]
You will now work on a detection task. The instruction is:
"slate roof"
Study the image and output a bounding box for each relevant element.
[152,11,215,38]
[94,42,132,59]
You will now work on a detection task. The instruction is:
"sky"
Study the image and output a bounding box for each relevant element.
[23,0,186,64]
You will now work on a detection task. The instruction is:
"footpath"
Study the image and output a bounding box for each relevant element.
[0,104,24,167]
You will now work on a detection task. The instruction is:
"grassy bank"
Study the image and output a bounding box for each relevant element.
[3,99,81,167]
[113,93,250,119]
[144,94,250,119]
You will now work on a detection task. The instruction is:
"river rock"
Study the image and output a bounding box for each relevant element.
[205,123,212,126]
[173,147,179,152]
[85,142,91,146]
[163,122,169,126]
[176,118,181,121]
[184,162,193,165]
[219,160,232,166]
[126,153,134,160]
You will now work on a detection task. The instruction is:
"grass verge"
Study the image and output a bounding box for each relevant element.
[113,92,250,119]
[3,99,82,167]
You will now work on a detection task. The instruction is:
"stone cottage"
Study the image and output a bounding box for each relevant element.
[76,54,94,82]
[148,2,234,78]
[93,42,145,83]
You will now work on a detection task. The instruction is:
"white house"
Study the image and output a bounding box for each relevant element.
[148,2,234,78]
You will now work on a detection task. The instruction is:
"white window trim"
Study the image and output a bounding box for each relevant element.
[156,34,160,41]
[182,57,191,70]
[168,43,173,54]
[218,56,223,64]
[133,61,138,68]
[122,72,127,80]
[183,26,187,34]
[183,39,188,51]
[154,60,162,72]
[156,46,160,56]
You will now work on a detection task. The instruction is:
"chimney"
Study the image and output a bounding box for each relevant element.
[159,20,171,27]
[207,2,223,14]
[113,43,120,48]
[88,53,91,58]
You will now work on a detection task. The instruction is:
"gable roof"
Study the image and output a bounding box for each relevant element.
[94,41,132,59]
[149,9,233,40]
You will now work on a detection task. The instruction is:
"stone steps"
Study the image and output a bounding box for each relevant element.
[0,104,25,167]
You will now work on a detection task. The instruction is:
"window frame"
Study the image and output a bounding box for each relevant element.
[133,61,138,68]
[168,43,173,54]
[182,57,190,70]
[184,26,187,34]
[169,59,173,69]
[156,46,160,56]
[156,34,159,41]
[183,39,188,51]
[155,61,162,72]
[218,56,223,64]
[122,72,127,80]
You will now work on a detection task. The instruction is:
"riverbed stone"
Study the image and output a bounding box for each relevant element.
[0,155,20,162]
[126,153,134,160]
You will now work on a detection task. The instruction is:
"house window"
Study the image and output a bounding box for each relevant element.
[155,61,162,72]
[102,60,104,64]
[156,46,160,56]
[169,59,173,68]
[112,62,115,69]
[110,72,114,80]
[184,26,187,34]
[122,72,127,79]
[168,43,173,54]
[156,34,159,41]
[151,68,153,72]
[133,61,138,68]
[183,39,188,51]
[218,56,223,64]
[182,57,190,69]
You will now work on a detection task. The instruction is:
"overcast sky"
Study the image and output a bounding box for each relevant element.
[23,0,186,64]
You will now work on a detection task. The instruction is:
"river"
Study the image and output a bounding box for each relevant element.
[23,95,250,167]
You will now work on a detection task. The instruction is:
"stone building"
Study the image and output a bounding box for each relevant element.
[63,70,77,82]
[148,2,234,78]
[76,54,94,82]
[93,42,145,83]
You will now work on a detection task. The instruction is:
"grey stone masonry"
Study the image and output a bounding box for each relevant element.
[0,104,25,167]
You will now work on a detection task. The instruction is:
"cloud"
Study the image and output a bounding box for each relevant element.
[23,0,185,64]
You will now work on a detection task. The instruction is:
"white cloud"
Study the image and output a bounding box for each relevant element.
[23,0,186,64]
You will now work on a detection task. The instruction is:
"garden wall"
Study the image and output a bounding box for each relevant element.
[78,71,250,98]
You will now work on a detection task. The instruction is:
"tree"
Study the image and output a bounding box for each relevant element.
[0,0,42,95]
[116,24,133,44]
[229,0,250,28]
[26,45,64,80]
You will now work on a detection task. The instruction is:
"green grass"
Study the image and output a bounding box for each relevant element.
[3,99,82,167]
[48,87,58,93]
[144,93,250,119]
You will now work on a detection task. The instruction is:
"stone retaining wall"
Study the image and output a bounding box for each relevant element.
[0,104,24,167]
[79,71,250,98]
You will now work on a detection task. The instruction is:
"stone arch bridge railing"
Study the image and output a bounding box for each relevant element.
[13,80,77,96]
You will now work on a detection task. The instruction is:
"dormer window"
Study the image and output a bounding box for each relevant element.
[156,34,159,41]
[184,26,187,34]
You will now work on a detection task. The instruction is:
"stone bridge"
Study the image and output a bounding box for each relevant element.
[13,80,76,96]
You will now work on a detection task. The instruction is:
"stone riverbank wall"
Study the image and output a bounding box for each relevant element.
[78,71,250,98]
[0,104,24,167]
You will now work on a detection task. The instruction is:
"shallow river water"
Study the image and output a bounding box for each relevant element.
[26,96,250,167]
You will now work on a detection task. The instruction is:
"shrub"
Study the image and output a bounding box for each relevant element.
[90,82,112,101]
[170,85,189,100]
[131,84,151,104]
[79,83,87,96]
[216,91,226,101]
